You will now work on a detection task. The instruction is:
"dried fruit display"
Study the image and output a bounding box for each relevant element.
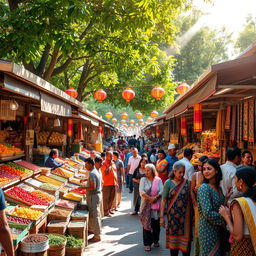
[5,187,49,206]
[15,161,40,171]
[6,215,32,225]
[12,207,43,220]
[36,175,63,187]
[64,192,83,201]
[31,190,54,203]
[38,131,50,145]
[52,168,73,178]
[39,183,58,191]
[0,165,25,177]
[70,187,86,195]
[6,162,33,176]
[0,177,11,186]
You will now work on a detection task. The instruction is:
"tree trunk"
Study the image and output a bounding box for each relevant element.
[43,48,59,80]
[8,0,24,10]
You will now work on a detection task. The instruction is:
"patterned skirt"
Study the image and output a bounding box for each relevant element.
[231,237,255,256]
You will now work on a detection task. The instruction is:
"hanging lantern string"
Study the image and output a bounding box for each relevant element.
[85,80,193,94]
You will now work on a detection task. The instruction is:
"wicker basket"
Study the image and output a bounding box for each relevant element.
[47,220,68,235]
[67,221,86,240]
[47,234,67,256]
[65,246,84,256]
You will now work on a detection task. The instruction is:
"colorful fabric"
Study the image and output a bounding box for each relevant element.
[233,197,256,254]
[231,105,237,141]
[198,184,225,256]
[248,99,254,142]
[156,159,168,184]
[165,179,191,252]
[140,187,152,231]
[244,101,249,141]
[150,177,161,211]
[231,237,255,256]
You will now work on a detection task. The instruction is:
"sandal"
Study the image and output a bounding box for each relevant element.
[130,211,138,215]
[153,243,160,247]
[144,246,151,251]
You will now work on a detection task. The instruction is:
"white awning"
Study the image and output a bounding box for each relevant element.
[41,92,71,117]
[78,113,99,127]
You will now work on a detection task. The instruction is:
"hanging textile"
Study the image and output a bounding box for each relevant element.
[194,104,202,133]
[243,101,249,141]
[230,105,236,141]
[239,103,243,142]
[216,109,225,140]
[181,117,187,136]
[225,106,231,130]
[248,99,254,142]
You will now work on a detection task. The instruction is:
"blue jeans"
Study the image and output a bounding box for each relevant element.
[128,174,134,192]
[125,172,129,187]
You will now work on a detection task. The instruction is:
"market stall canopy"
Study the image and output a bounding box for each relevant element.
[164,51,256,119]
[164,71,217,119]
[141,121,156,132]
[0,61,82,108]
[78,113,99,127]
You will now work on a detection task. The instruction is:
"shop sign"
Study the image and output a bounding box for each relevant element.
[26,129,34,145]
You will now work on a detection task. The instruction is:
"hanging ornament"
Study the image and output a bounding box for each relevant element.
[65,88,78,99]
[130,124,134,127]
[121,120,126,125]
[130,120,135,124]
[122,88,135,102]
[176,82,190,95]
[139,119,144,124]
[135,112,143,119]
[94,89,107,102]
[150,111,158,118]
[194,104,202,132]
[151,86,165,100]
[105,112,113,120]
[112,118,117,124]
[121,112,128,120]
[92,110,98,115]
[156,126,160,137]
[67,119,73,137]
[9,100,19,111]
[181,117,187,136]
[147,117,153,123]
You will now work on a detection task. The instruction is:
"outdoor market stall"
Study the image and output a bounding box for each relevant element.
[163,44,256,164]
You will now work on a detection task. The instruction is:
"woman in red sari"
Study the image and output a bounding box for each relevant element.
[160,161,191,256]
[156,150,168,184]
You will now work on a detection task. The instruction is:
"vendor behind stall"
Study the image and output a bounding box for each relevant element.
[45,149,64,170]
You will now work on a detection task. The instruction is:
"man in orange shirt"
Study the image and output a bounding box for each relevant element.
[101,151,117,217]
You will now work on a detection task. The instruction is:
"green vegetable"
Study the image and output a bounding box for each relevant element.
[47,234,66,246]
[66,236,83,248]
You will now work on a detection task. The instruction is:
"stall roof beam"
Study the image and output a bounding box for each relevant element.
[218,84,256,89]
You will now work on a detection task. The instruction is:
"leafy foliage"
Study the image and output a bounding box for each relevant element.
[0,0,191,111]
[235,15,256,53]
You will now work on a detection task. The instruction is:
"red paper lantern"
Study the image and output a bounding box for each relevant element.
[147,117,153,123]
[98,126,104,135]
[65,88,78,99]
[150,111,158,118]
[139,119,144,124]
[151,86,165,100]
[67,119,73,137]
[130,124,134,127]
[130,120,135,124]
[194,104,202,132]
[122,88,135,102]
[181,117,187,136]
[94,89,107,102]
[121,112,128,120]
[78,122,84,140]
[156,125,160,137]
[176,82,190,95]
[135,112,143,119]
[105,112,113,120]
[92,110,98,115]
[112,118,117,124]
[121,120,126,125]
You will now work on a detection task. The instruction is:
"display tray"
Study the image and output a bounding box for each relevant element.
[7,205,47,225]
[0,178,20,190]
[0,154,25,163]
[9,222,30,246]
[34,174,65,188]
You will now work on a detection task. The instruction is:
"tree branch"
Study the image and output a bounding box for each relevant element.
[79,20,94,40]
[8,0,24,10]
[35,44,51,76]
[51,58,73,77]
[43,47,59,80]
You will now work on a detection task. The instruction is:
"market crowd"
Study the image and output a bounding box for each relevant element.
[0,135,256,256]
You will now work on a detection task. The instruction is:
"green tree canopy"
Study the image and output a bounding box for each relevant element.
[0,0,191,110]
[235,15,256,53]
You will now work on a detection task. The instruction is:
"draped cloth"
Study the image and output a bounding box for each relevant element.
[166,179,191,252]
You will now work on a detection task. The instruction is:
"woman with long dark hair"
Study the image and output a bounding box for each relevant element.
[219,166,256,256]
[131,157,148,215]
[197,158,225,256]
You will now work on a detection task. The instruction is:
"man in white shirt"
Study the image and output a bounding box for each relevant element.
[127,148,141,193]
[220,147,242,205]
[180,148,194,181]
